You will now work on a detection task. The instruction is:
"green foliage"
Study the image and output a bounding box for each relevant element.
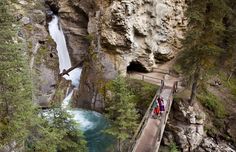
[126,78,158,116]
[227,79,236,98]
[169,142,180,152]
[85,34,94,42]
[0,1,87,151]
[221,0,236,71]
[0,0,36,149]
[197,90,227,118]
[220,73,236,98]
[26,108,87,152]
[105,76,139,151]
[177,0,231,102]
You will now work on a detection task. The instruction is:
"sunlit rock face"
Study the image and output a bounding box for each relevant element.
[101,0,187,71]
[45,0,187,109]
[47,0,187,72]
[163,99,236,152]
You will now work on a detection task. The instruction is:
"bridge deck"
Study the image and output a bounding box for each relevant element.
[133,88,172,152]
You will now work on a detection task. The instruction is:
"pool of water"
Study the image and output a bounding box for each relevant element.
[69,109,115,152]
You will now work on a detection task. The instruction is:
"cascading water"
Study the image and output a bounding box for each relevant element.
[48,15,81,87]
[48,15,114,152]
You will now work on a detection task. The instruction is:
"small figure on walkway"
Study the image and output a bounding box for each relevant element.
[157,96,165,114]
[152,99,160,118]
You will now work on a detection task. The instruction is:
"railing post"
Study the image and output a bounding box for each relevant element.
[175,81,178,93]
[161,80,164,88]
[173,81,178,93]
[142,75,144,81]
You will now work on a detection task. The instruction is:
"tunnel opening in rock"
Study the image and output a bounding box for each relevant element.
[127,61,148,73]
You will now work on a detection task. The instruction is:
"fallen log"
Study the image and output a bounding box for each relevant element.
[59,61,83,77]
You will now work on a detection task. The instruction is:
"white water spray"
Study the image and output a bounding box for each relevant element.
[48,15,95,129]
[48,15,82,108]
[48,16,81,87]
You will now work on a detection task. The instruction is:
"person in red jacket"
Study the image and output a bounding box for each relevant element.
[152,98,160,118]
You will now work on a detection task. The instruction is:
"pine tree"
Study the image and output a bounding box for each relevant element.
[177,0,229,104]
[0,1,87,151]
[222,0,236,79]
[105,76,138,152]
[0,0,37,149]
[26,108,87,152]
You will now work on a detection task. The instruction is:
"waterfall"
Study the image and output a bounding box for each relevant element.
[48,15,81,107]
[48,15,114,152]
[48,15,81,87]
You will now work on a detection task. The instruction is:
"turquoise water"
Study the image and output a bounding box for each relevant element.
[69,109,115,152]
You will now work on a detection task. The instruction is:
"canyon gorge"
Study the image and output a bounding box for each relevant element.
[8,0,236,151]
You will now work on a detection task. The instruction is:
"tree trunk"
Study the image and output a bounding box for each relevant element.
[117,139,121,152]
[190,81,197,105]
[189,67,200,105]
[59,61,83,77]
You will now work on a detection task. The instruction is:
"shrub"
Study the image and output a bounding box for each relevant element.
[197,91,227,118]
[126,78,158,116]
[169,142,180,152]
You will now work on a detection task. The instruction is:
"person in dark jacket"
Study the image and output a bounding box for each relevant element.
[158,96,165,114]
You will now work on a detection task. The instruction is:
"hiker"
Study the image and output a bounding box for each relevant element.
[154,104,160,116]
[152,100,160,118]
[158,96,165,114]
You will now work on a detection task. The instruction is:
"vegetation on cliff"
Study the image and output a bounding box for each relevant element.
[177,0,230,103]
[104,76,139,151]
[176,0,236,146]
[104,76,157,151]
[0,1,87,151]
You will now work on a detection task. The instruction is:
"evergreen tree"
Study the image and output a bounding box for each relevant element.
[177,0,229,103]
[222,0,236,79]
[0,1,87,151]
[26,108,87,152]
[0,0,37,149]
[105,76,138,152]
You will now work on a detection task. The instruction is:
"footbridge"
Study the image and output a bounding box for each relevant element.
[128,70,178,152]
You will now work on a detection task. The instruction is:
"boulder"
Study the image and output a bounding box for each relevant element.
[199,138,236,152]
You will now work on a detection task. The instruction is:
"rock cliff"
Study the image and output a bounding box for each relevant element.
[16,0,59,107]
[45,0,187,109]
[162,98,235,152]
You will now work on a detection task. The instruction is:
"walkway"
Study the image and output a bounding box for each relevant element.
[127,65,181,88]
[129,80,178,152]
[128,71,179,87]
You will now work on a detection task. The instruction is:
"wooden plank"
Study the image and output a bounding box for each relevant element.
[130,81,178,152]
[129,80,164,152]
[132,88,172,152]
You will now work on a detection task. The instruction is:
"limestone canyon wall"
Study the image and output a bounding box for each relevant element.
[45,0,187,109]
[16,0,60,107]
